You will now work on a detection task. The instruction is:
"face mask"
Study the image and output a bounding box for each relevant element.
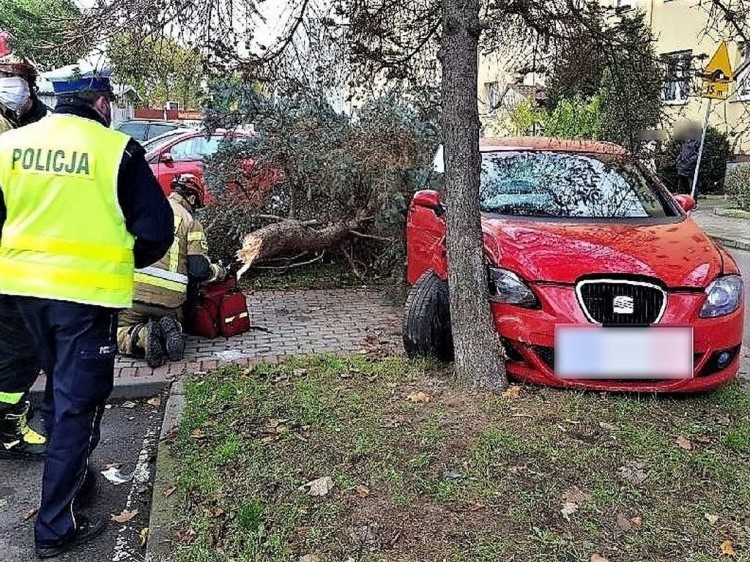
[0,76,30,114]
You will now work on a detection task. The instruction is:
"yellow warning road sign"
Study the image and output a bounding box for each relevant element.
[703,41,734,83]
[701,81,729,100]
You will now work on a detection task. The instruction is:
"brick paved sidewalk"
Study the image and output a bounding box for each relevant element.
[32,289,405,398]
[692,209,750,251]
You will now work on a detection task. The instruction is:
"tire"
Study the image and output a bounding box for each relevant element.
[403,270,454,361]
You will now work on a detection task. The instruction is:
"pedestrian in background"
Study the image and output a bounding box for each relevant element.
[0,62,173,558]
[0,35,48,458]
[676,123,701,197]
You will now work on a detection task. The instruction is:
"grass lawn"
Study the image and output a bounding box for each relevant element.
[167,356,750,562]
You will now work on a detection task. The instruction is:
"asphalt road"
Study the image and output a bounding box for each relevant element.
[0,397,165,562]
[727,246,750,380]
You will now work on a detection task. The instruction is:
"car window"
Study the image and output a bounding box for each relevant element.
[141,130,187,153]
[202,136,224,158]
[116,122,148,141]
[479,152,675,219]
[147,123,179,139]
[168,137,207,162]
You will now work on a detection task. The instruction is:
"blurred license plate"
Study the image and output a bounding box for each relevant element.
[554,326,693,380]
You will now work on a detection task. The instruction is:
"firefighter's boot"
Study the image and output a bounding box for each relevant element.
[0,400,46,459]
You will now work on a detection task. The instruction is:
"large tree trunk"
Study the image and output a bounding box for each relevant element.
[440,0,507,391]
[235,217,362,277]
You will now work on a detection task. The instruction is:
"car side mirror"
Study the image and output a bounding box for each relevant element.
[413,189,445,216]
[160,152,174,165]
[674,194,696,213]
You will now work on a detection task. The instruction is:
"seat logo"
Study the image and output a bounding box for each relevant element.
[613,295,635,314]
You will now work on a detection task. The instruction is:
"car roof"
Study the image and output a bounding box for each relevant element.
[479,137,630,156]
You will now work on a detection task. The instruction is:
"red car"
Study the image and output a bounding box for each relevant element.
[145,128,252,196]
[404,137,745,392]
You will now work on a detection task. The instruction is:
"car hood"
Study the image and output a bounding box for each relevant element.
[482,215,722,288]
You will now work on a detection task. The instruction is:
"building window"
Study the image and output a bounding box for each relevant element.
[485,82,501,113]
[738,43,750,101]
[662,51,693,105]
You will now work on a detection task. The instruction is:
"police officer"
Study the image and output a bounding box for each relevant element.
[118,173,227,367]
[0,62,174,558]
[0,35,48,457]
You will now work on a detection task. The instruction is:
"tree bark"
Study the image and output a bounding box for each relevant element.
[440,0,507,391]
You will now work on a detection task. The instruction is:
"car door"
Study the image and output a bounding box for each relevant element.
[155,135,208,194]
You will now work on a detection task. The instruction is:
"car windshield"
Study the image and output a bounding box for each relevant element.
[479,151,676,219]
[142,130,190,153]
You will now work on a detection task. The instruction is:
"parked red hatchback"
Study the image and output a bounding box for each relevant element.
[404,137,745,392]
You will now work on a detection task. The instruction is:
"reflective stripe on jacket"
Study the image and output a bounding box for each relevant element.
[0,114,134,308]
[132,192,209,309]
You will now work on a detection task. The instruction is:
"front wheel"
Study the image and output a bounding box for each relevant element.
[403,270,454,361]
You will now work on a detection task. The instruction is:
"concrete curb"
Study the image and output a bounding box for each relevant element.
[708,234,750,252]
[145,378,185,562]
[713,207,750,220]
[28,374,173,401]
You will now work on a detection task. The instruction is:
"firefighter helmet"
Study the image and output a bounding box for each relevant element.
[171,173,206,208]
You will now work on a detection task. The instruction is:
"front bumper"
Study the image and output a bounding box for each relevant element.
[492,284,745,393]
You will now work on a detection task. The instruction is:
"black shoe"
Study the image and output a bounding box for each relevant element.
[159,316,185,361]
[144,320,165,368]
[0,401,46,459]
[35,515,108,559]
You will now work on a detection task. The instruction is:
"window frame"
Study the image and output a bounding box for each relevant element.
[737,43,750,101]
[661,50,693,106]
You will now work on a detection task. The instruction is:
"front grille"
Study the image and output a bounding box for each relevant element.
[577,280,666,325]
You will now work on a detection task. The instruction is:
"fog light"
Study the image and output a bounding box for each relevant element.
[716,352,732,369]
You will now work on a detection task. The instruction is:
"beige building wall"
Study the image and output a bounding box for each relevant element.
[477,0,750,154]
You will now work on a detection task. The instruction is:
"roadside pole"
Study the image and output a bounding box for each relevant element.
[693,40,734,201]
[690,99,711,200]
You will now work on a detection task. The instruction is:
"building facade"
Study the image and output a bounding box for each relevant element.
[478,0,750,156]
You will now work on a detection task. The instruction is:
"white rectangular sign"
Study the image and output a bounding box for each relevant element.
[555,326,693,380]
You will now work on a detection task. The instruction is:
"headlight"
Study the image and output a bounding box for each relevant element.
[488,267,539,308]
[700,275,743,318]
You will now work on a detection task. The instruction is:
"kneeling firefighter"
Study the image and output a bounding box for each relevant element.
[117,173,227,367]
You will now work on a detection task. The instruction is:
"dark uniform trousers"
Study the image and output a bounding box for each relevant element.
[12,296,117,547]
[0,294,39,411]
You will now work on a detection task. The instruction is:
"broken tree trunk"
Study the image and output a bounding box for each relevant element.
[235,216,364,278]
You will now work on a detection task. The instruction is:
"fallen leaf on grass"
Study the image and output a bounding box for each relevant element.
[406,391,431,404]
[147,397,161,407]
[299,476,335,497]
[139,527,149,547]
[631,516,643,530]
[503,386,521,400]
[590,555,610,562]
[298,555,320,562]
[617,462,647,486]
[111,509,139,523]
[705,513,720,525]
[190,429,207,440]
[467,502,486,512]
[23,508,38,521]
[598,422,617,431]
[209,507,225,518]
[616,513,633,531]
[164,486,177,498]
[564,487,591,504]
[561,502,579,520]
[721,540,736,556]
[356,486,370,498]
[676,436,693,450]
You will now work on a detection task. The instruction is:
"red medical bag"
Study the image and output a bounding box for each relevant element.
[186,277,250,339]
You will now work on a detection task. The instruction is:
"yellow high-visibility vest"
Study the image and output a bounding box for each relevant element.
[0,114,135,308]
